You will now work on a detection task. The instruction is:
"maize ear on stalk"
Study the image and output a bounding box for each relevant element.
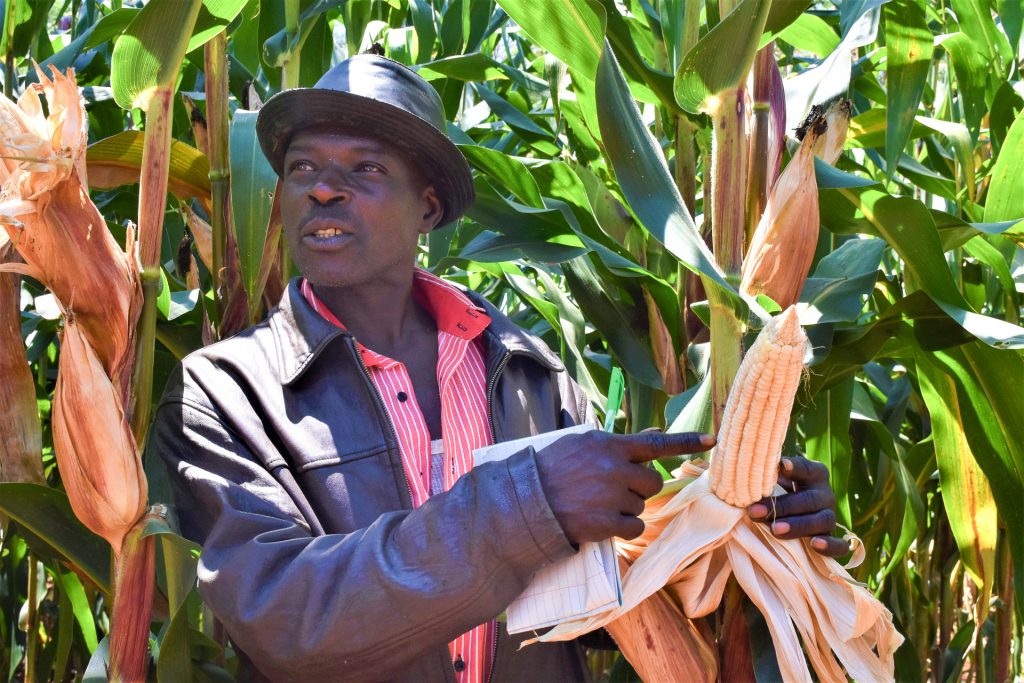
[532,307,903,683]
[739,111,827,309]
[52,313,147,555]
[0,66,141,397]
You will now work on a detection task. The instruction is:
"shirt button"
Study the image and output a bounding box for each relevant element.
[453,655,466,672]
[397,391,408,402]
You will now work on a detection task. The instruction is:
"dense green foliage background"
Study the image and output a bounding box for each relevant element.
[1,0,1023,680]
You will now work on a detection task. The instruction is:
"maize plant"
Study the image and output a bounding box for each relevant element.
[0,1,1022,681]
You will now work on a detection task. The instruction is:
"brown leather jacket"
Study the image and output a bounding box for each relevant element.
[149,279,596,682]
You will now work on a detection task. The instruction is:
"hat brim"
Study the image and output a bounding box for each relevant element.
[256,88,474,227]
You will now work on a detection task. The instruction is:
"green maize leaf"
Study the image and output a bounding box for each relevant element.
[82,637,109,683]
[466,178,575,240]
[814,157,879,189]
[188,0,250,53]
[916,354,998,596]
[510,265,606,405]
[990,81,1024,153]
[460,145,545,209]
[83,7,139,49]
[157,596,195,683]
[950,0,1013,78]
[916,116,976,201]
[473,83,553,138]
[594,0,672,107]
[985,108,1024,222]
[839,0,886,38]
[938,32,990,142]
[0,0,53,57]
[883,0,932,176]
[407,0,437,64]
[229,110,279,321]
[998,0,1024,59]
[918,342,1024,619]
[416,53,515,82]
[52,565,75,680]
[800,237,885,324]
[773,12,840,57]
[595,43,749,321]
[495,0,606,81]
[665,373,713,436]
[457,231,588,263]
[674,0,772,113]
[763,0,814,38]
[962,237,1019,324]
[0,484,110,592]
[563,256,663,389]
[53,565,98,654]
[846,108,931,150]
[801,377,854,529]
[111,0,203,110]
[87,131,211,207]
[836,189,1024,348]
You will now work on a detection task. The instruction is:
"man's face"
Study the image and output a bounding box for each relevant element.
[280,128,442,288]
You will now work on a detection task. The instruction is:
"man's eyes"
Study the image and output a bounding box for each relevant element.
[286,159,315,173]
[285,160,385,174]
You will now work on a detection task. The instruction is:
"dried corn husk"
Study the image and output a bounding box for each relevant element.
[0,237,42,484]
[532,309,903,683]
[806,99,851,165]
[740,112,825,308]
[52,315,146,555]
[0,67,140,397]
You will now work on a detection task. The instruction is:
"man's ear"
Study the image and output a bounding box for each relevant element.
[419,185,443,234]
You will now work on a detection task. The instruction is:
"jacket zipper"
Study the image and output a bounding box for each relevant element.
[349,337,416,509]
[484,350,511,683]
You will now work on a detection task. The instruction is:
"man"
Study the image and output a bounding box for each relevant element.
[150,53,845,682]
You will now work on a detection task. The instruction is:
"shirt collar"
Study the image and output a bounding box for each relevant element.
[298,269,491,368]
[270,278,563,385]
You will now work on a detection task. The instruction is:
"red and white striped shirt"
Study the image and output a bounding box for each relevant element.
[301,269,497,682]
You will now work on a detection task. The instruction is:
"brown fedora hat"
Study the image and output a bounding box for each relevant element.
[256,54,474,227]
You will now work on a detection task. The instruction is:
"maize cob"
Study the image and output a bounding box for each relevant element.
[709,306,807,506]
[533,307,903,683]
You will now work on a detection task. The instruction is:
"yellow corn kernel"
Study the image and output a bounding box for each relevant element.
[709,306,809,507]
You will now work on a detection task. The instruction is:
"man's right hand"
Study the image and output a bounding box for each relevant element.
[535,430,715,545]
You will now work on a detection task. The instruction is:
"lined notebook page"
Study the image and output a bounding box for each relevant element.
[472,425,622,634]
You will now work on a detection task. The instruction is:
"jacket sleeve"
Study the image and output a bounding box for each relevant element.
[149,373,577,681]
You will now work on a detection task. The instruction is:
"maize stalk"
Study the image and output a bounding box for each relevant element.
[532,307,903,683]
[0,236,42,485]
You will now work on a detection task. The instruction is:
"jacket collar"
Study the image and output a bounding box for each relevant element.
[270,278,563,386]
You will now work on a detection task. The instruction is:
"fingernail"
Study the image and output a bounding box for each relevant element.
[748,504,768,519]
[700,434,716,447]
[811,537,827,550]
[780,458,793,472]
[772,521,790,535]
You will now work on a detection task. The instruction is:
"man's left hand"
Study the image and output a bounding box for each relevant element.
[746,456,850,558]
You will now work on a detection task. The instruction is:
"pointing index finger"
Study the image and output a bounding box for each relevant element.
[624,430,716,462]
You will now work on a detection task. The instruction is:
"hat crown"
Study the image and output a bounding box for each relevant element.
[313,55,447,135]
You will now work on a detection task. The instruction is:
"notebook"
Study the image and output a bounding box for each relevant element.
[473,424,623,634]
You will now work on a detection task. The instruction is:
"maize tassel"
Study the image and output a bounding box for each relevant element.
[709,306,807,506]
[533,307,903,683]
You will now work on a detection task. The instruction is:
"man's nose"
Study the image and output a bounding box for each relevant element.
[307,167,351,205]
